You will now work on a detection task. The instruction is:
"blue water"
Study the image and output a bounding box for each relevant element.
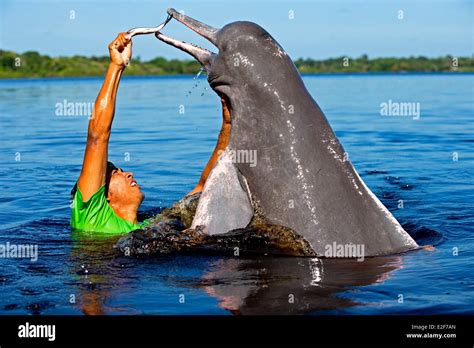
[0,73,473,315]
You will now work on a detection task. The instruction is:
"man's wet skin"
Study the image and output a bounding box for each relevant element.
[107,167,142,222]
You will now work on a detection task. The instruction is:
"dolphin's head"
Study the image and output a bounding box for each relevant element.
[156,8,301,123]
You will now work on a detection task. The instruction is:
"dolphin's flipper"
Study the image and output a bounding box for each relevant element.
[191,149,253,235]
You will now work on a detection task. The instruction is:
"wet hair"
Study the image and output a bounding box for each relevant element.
[70,161,118,201]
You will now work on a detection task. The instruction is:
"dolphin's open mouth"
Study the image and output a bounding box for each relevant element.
[155,8,218,71]
[156,8,235,195]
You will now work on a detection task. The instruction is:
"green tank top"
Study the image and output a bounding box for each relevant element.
[70,185,148,235]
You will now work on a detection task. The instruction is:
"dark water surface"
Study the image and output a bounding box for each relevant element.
[0,73,472,314]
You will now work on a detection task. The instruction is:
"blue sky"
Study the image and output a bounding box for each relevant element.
[0,0,472,60]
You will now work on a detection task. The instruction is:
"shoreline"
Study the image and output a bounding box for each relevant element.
[1,71,473,82]
[2,50,472,80]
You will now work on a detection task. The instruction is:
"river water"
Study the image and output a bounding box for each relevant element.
[0,73,472,314]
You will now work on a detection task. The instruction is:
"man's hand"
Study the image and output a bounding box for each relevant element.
[108,33,132,68]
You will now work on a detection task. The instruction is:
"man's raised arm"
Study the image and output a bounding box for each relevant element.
[77,33,132,202]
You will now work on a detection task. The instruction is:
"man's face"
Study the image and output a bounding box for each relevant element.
[107,168,144,208]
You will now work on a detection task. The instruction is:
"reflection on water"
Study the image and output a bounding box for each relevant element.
[198,256,402,314]
[70,232,119,315]
[70,229,404,315]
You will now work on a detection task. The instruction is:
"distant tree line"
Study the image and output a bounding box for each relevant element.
[295,54,473,73]
[0,50,472,78]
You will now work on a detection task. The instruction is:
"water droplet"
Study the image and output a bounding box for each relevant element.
[187,68,205,98]
[193,67,204,80]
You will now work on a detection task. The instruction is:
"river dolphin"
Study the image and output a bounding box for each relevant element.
[155,8,419,257]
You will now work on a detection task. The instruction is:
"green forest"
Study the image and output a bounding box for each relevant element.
[0,50,472,78]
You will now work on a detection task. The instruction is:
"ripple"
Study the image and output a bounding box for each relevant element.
[3,303,20,311]
[402,222,445,246]
[25,301,55,315]
[20,288,42,296]
[0,264,20,285]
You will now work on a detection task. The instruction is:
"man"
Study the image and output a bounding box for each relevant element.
[70,33,146,235]
[71,32,227,235]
